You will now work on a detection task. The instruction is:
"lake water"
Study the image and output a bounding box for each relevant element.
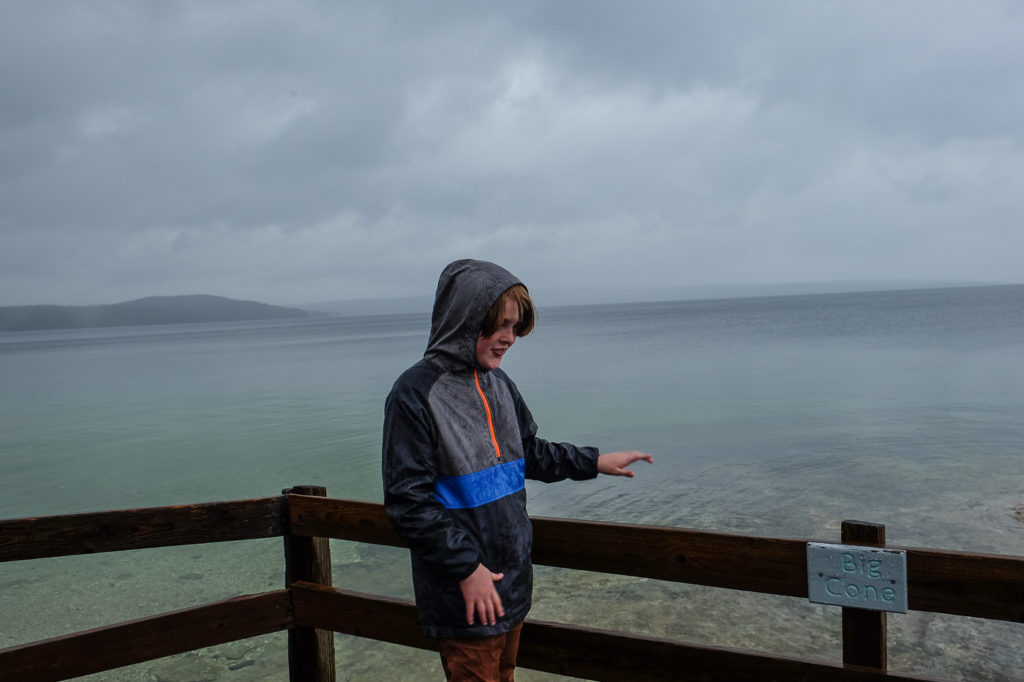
[2,284,1023,680]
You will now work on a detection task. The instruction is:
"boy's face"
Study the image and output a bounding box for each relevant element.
[476,299,519,370]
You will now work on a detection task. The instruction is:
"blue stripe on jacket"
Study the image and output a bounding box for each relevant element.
[434,458,526,509]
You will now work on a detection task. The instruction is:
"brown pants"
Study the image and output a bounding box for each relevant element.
[438,623,523,682]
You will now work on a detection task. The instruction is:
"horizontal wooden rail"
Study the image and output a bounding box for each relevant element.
[291,581,434,650]
[3,494,1021,681]
[289,582,938,682]
[0,496,285,562]
[533,515,808,596]
[906,548,1024,622]
[288,495,407,548]
[534,517,1024,624]
[287,496,1024,623]
[0,590,292,682]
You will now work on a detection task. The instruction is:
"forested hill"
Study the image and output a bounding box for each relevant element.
[0,295,311,332]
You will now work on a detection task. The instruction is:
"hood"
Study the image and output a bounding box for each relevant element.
[424,259,524,371]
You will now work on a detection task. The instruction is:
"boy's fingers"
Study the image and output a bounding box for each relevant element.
[488,590,503,624]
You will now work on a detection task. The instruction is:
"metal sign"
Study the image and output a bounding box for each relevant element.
[806,543,908,613]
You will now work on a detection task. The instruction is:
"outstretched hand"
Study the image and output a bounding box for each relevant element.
[597,450,654,477]
[459,563,505,626]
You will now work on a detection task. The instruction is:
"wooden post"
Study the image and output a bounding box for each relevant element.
[840,520,886,671]
[283,485,336,682]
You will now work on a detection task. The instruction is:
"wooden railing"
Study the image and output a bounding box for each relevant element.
[2,486,1022,681]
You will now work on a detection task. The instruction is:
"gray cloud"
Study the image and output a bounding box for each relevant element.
[2,0,1022,305]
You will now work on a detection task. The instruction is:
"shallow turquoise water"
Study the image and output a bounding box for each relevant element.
[2,285,1023,680]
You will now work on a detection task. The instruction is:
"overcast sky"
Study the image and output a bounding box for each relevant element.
[2,1,1022,307]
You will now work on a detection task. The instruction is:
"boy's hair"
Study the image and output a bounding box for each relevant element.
[480,284,535,338]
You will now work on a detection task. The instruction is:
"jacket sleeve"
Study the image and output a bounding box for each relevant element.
[382,374,483,581]
[498,371,599,483]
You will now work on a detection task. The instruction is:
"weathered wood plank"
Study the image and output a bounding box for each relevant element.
[537,517,1024,623]
[285,497,1024,622]
[289,582,938,682]
[518,618,942,682]
[290,581,436,651]
[907,548,1024,623]
[283,486,336,682]
[287,495,407,548]
[287,498,811,597]
[0,497,285,562]
[0,591,292,682]
[532,516,810,597]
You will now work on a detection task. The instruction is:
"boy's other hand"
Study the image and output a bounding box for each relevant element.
[597,451,654,477]
[459,563,505,626]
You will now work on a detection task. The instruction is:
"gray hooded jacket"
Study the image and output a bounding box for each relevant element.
[383,259,598,639]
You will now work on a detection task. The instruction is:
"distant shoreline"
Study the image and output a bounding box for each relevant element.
[5,281,1019,331]
[0,294,310,333]
[299,280,1016,316]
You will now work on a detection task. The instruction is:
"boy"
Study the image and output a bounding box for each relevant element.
[383,259,652,681]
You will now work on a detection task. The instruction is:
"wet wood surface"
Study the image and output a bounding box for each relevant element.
[0,591,291,682]
[290,582,939,682]
[283,486,335,682]
[0,497,284,562]
[288,495,407,548]
[2,493,1021,681]
[286,496,1024,622]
